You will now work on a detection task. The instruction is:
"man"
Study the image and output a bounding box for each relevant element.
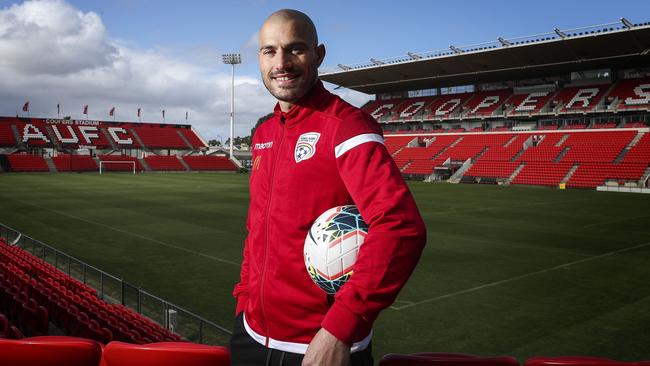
[231,9,427,366]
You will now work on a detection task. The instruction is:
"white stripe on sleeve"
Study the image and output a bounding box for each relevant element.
[334,133,384,158]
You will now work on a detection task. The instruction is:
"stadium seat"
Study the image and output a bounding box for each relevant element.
[6,325,25,339]
[379,352,520,366]
[20,298,49,336]
[102,341,230,366]
[181,155,238,171]
[0,336,102,366]
[525,356,650,366]
[0,313,10,338]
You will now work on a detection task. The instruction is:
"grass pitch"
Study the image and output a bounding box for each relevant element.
[0,173,649,361]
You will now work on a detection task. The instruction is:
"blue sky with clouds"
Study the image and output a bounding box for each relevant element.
[1,0,649,140]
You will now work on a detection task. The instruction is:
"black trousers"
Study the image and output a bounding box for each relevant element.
[230,313,373,366]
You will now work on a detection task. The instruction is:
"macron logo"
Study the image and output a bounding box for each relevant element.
[254,141,273,150]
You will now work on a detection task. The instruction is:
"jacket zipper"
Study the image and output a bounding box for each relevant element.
[260,115,286,347]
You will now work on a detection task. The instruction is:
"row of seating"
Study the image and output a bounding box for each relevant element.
[1,154,238,172]
[566,163,648,188]
[144,156,186,171]
[0,266,50,337]
[364,77,650,122]
[0,117,206,150]
[53,155,99,172]
[463,161,647,188]
[389,120,647,135]
[0,311,25,339]
[182,155,238,171]
[379,353,650,366]
[0,238,181,344]
[388,130,650,188]
[6,154,50,172]
[0,339,646,366]
[0,336,230,366]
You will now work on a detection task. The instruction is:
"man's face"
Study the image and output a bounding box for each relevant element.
[258,19,324,106]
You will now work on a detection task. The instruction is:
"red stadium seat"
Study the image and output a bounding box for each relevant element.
[0,336,102,366]
[88,319,113,344]
[0,313,10,338]
[103,341,230,366]
[7,325,25,339]
[20,299,49,336]
[525,356,650,366]
[380,352,520,366]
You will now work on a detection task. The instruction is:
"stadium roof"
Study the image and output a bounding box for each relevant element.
[319,19,650,95]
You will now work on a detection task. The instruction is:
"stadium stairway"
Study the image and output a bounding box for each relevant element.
[176,130,196,150]
[101,129,120,150]
[640,166,650,185]
[554,146,571,162]
[129,129,148,151]
[615,131,646,163]
[555,134,570,147]
[505,163,526,184]
[178,155,192,172]
[560,164,580,184]
[43,125,62,150]
[43,155,58,173]
[10,124,21,145]
[448,158,476,183]
[138,158,152,172]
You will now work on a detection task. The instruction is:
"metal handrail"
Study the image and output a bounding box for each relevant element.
[0,223,232,344]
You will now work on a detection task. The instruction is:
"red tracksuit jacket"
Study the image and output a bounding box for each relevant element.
[233,81,426,354]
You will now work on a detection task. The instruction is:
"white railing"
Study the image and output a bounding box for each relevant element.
[0,223,232,344]
[320,20,641,75]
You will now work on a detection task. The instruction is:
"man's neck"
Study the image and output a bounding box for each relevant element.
[278,100,294,112]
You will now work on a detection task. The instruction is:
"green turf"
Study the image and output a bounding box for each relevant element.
[0,173,649,361]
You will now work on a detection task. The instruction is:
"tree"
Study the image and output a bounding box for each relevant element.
[251,113,274,139]
[208,139,218,147]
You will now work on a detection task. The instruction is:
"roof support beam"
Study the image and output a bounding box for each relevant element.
[450,45,463,55]
[498,37,512,47]
[621,17,634,29]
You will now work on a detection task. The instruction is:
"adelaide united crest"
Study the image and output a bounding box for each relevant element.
[294,132,320,163]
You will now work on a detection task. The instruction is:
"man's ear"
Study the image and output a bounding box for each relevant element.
[316,44,326,67]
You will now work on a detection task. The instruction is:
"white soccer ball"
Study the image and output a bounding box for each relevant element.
[304,205,369,294]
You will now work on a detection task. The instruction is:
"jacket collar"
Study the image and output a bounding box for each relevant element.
[273,80,331,128]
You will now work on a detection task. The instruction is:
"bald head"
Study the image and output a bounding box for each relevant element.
[258,9,326,111]
[262,9,318,47]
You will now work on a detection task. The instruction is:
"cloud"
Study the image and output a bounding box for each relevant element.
[0,0,275,141]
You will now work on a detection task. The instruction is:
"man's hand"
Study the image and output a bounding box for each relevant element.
[302,328,351,366]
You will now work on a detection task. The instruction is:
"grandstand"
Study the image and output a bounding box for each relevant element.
[0,117,239,173]
[321,19,650,191]
[2,15,650,365]
[0,234,183,344]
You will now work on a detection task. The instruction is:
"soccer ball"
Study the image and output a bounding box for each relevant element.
[304,205,369,294]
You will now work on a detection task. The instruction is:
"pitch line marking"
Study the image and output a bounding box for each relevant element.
[582,214,650,229]
[8,198,241,267]
[427,198,587,217]
[390,240,650,311]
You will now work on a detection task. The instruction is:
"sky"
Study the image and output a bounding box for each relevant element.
[1,0,649,142]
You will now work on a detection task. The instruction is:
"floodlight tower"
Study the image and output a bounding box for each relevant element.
[222,53,241,160]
